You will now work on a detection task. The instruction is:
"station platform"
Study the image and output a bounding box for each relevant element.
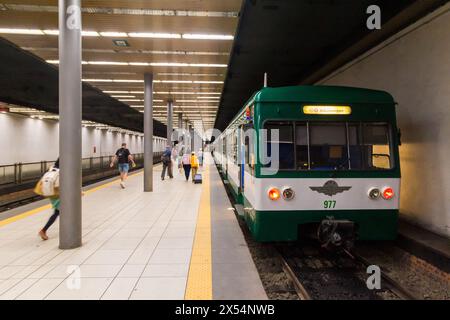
[0,155,267,300]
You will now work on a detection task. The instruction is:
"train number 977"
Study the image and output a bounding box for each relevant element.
[323,200,336,209]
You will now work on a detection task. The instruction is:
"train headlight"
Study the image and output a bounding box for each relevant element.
[268,188,281,201]
[282,187,295,200]
[368,188,380,199]
[382,187,394,200]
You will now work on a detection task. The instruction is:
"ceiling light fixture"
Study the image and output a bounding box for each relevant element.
[0,28,43,35]
[128,32,181,39]
[82,31,100,37]
[182,34,234,40]
[100,31,128,37]
[88,61,128,66]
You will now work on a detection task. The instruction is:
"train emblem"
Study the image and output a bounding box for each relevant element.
[309,180,352,197]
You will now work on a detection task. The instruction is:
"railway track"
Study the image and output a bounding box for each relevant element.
[343,249,419,300]
[277,243,419,300]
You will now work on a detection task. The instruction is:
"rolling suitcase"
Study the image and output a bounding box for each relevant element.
[193,173,202,184]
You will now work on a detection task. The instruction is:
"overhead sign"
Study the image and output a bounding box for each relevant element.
[303,105,352,115]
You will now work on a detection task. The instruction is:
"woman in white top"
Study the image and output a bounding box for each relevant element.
[181,152,191,181]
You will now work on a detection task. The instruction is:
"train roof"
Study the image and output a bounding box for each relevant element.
[249,85,396,105]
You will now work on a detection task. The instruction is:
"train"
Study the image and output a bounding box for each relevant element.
[212,85,401,248]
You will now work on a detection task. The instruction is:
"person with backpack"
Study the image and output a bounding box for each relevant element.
[161,146,173,180]
[190,151,199,183]
[181,151,191,181]
[38,158,60,241]
[110,143,136,189]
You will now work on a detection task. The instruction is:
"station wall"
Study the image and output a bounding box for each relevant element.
[0,112,145,165]
[316,5,450,237]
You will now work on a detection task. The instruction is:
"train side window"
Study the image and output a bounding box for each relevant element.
[309,123,348,170]
[363,123,392,170]
[348,124,364,170]
[295,123,308,170]
[264,122,295,170]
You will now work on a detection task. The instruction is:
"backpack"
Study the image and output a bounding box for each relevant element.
[161,155,170,165]
[34,168,60,197]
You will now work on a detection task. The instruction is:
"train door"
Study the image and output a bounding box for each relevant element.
[238,126,245,193]
[240,123,254,193]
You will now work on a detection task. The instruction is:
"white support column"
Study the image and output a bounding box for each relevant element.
[58,0,82,249]
[167,100,173,146]
[144,73,153,192]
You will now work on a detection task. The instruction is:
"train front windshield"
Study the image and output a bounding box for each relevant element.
[264,121,394,171]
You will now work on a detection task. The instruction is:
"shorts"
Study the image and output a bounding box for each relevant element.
[118,163,129,173]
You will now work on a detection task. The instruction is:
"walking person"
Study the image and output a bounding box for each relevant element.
[198,148,204,167]
[38,158,60,240]
[182,152,191,181]
[190,151,199,183]
[171,145,179,173]
[161,146,173,180]
[110,142,136,189]
[36,158,85,241]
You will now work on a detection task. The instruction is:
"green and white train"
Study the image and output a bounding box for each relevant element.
[213,85,401,247]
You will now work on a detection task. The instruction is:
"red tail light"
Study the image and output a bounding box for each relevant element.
[382,187,394,200]
[268,188,281,201]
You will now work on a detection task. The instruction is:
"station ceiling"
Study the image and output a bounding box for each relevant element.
[214,0,448,131]
[0,0,242,133]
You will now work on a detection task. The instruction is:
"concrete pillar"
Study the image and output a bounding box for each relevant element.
[189,125,194,153]
[176,113,183,147]
[58,0,82,249]
[167,100,173,146]
[144,73,153,192]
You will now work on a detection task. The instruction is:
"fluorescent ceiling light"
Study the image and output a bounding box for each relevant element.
[82,31,100,37]
[128,32,181,39]
[0,28,43,35]
[100,31,127,37]
[83,78,113,82]
[120,99,143,102]
[88,61,128,66]
[182,34,234,40]
[111,95,136,98]
[103,90,220,96]
[47,60,88,64]
[189,63,227,68]
[49,60,227,68]
[193,81,224,84]
[129,62,150,66]
[158,73,224,77]
[43,29,59,35]
[150,62,189,67]
[113,79,144,83]
[176,100,219,103]
[83,79,144,83]
[197,96,220,99]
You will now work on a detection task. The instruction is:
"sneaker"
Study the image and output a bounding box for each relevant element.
[39,230,48,241]
[120,182,125,189]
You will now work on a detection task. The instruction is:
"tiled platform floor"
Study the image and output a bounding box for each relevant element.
[0,164,202,300]
[0,155,267,300]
